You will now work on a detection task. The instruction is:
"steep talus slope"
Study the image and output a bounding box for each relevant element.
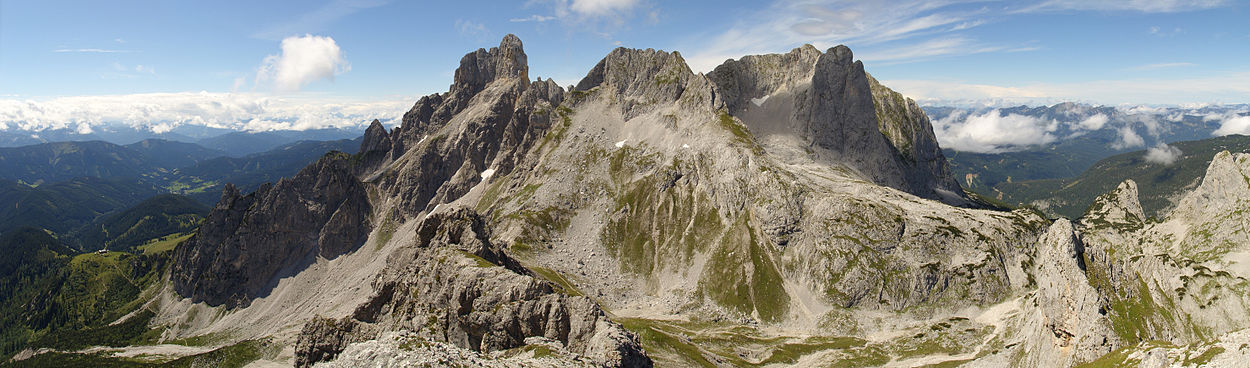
[707,45,964,204]
[170,152,372,308]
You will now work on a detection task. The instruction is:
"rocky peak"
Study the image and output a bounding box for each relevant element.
[356,119,392,174]
[574,47,700,119]
[1172,151,1250,219]
[451,34,528,96]
[707,44,966,204]
[1081,179,1146,230]
[708,44,822,113]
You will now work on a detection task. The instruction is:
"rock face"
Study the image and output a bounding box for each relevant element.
[171,152,372,307]
[379,35,564,217]
[294,208,651,368]
[708,45,965,203]
[1021,219,1121,366]
[355,119,393,175]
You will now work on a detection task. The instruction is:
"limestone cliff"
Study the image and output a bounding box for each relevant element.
[170,152,372,308]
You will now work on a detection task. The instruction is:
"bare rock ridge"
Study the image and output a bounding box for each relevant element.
[171,152,372,307]
[295,208,651,367]
[378,35,565,217]
[708,44,965,204]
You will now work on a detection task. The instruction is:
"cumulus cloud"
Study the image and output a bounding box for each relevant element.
[932,109,1058,153]
[255,35,351,93]
[0,92,411,133]
[1213,115,1250,136]
[1076,113,1108,130]
[75,122,94,135]
[569,0,638,16]
[1112,126,1146,149]
[1144,143,1183,165]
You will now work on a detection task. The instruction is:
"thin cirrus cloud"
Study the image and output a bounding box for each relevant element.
[683,1,995,72]
[251,0,389,40]
[1014,0,1227,13]
[254,34,351,93]
[1129,62,1196,71]
[683,0,1233,73]
[53,48,131,53]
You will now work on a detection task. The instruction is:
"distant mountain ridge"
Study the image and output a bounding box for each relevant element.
[929,102,1243,192]
[0,124,366,154]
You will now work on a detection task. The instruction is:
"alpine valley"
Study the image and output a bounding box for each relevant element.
[6,35,1250,368]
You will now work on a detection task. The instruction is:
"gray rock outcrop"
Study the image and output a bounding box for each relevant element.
[171,152,372,307]
[708,45,965,204]
[295,208,651,367]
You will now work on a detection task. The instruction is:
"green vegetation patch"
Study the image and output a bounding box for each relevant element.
[717,111,762,154]
[698,214,790,323]
[602,167,722,276]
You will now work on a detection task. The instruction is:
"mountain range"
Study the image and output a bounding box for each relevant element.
[4,35,1250,368]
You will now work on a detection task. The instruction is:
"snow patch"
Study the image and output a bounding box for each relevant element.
[480,168,495,180]
[615,139,626,148]
[751,95,770,106]
[682,144,690,149]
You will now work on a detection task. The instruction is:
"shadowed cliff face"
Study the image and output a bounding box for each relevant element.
[170,152,372,308]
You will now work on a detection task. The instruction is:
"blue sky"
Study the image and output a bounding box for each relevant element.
[1,0,1248,132]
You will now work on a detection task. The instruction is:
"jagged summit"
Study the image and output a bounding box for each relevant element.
[709,43,965,203]
[452,33,529,95]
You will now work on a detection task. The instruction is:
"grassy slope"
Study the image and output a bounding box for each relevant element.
[0,228,174,360]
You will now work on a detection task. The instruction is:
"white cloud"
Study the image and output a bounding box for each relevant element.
[1076,113,1108,130]
[75,122,94,135]
[1112,126,1146,149]
[881,71,1250,106]
[932,109,1058,152]
[0,92,412,133]
[455,19,491,39]
[1144,143,1183,165]
[510,14,556,22]
[684,1,1008,72]
[255,35,351,93]
[1129,62,1194,71]
[1017,0,1226,13]
[1213,115,1250,136]
[570,0,638,16]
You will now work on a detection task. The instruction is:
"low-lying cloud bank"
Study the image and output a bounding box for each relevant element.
[0,92,413,133]
[1144,143,1183,165]
[932,109,1057,153]
[930,103,1250,153]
